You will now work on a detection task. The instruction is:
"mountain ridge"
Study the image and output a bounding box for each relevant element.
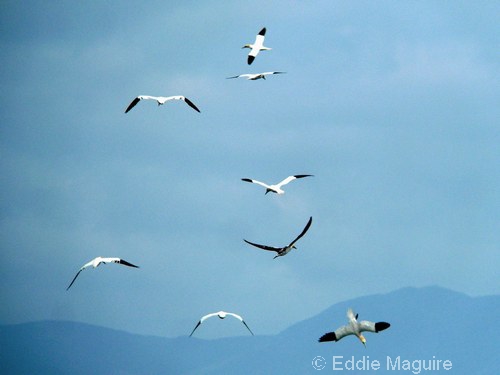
[1,286,497,374]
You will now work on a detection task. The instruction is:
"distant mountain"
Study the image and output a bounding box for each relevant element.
[1,286,497,374]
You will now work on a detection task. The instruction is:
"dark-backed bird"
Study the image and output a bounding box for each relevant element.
[318,308,390,347]
[189,311,254,337]
[244,216,312,259]
[227,72,285,80]
[66,257,139,290]
[241,174,313,195]
[242,27,271,65]
[124,95,200,113]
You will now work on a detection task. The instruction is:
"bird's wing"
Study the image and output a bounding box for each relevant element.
[200,312,219,324]
[288,216,313,247]
[254,28,266,46]
[139,95,160,101]
[183,97,201,113]
[241,178,271,190]
[276,174,313,188]
[124,97,141,113]
[225,312,243,321]
[358,321,390,333]
[66,269,84,290]
[118,259,140,268]
[243,239,281,252]
[225,313,254,335]
[227,75,241,79]
[247,54,257,65]
[262,71,285,76]
[101,257,139,268]
[189,321,202,337]
[241,320,254,335]
[318,325,354,342]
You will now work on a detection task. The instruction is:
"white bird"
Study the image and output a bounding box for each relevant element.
[244,216,312,259]
[318,308,390,347]
[66,257,139,290]
[189,311,254,337]
[124,95,200,114]
[241,174,313,195]
[226,72,285,81]
[242,27,271,65]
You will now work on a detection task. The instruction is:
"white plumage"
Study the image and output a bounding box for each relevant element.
[242,27,271,65]
[124,95,200,113]
[66,257,139,290]
[241,174,313,195]
[318,308,390,346]
[189,310,254,337]
[227,72,285,81]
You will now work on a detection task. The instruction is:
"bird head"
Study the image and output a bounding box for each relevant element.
[358,334,366,347]
[242,44,251,49]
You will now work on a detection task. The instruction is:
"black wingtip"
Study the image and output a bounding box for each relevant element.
[294,174,314,179]
[125,97,140,113]
[247,55,255,65]
[119,259,139,268]
[241,178,252,182]
[259,27,266,36]
[375,322,390,332]
[184,98,201,113]
[318,332,337,342]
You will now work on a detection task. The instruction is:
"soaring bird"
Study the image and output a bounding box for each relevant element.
[226,72,285,81]
[189,311,254,337]
[318,308,390,346]
[242,27,271,65]
[66,257,139,290]
[124,95,200,113]
[244,216,312,259]
[241,174,313,195]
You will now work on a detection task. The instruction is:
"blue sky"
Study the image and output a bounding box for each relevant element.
[0,1,498,338]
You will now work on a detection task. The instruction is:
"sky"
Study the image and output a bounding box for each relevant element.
[0,1,498,339]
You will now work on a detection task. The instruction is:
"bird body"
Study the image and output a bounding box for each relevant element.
[124,95,200,113]
[66,257,139,290]
[242,27,271,65]
[227,72,285,80]
[241,174,313,195]
[318,308,390,346]
[189,310,254,337]
[244,216,312,259]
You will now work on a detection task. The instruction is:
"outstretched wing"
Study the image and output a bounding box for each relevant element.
[243,239,281,252]
[248,28,266,65]
[241,178,271,190]
[66,269,83,291]
[183,97,201,113]
[358,321,390,333]
[288,216,313,247]
[118,259,139,268]
[262,71,286,77]
[241,320,254,336]
[189,321,202,337]
[125,97,141,113]
[276,174,313,188]
[318,325,354,342]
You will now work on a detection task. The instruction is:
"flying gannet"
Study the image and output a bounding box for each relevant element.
[318,308,390,346]
[189,311,254,337]
[244,217,313,259]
